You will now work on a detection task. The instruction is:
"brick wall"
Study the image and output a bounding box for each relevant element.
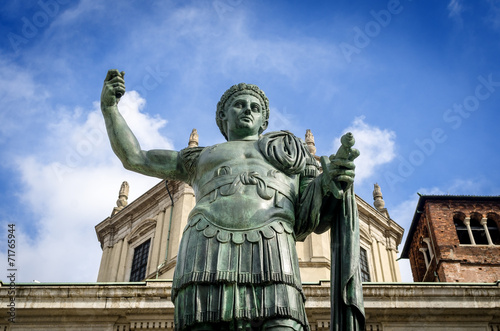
[408,213,432,282]
[409,198,500,283]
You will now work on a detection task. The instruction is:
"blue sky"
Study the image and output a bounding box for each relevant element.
[1,0,500,283]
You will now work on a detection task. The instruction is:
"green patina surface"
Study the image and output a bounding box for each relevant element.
[100,70,365,330]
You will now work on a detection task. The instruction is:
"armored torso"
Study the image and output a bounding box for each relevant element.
[172,131,317,330]
[190,140,299,230]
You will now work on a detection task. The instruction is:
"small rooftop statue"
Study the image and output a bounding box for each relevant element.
[188,128,199,148]
[373,183,385,210]
[101,70,365,331]
[305,129,316,156]
[111,181,129,216]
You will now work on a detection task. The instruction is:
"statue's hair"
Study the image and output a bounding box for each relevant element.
[216,83,270,140]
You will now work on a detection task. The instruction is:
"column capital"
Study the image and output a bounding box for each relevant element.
[480,217,494,245]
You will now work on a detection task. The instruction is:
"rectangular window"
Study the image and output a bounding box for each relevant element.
[360,247,371,282]
[130,239,151,282]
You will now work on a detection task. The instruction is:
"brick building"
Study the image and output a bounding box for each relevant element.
[401,195,500,282]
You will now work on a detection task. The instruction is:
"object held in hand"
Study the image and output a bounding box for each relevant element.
[320,132,359,198]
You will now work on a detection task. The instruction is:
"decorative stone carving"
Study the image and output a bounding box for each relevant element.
[373,183,385,211]
[305,129,316,155]
[188,128,198,148]
[112,181,129,216]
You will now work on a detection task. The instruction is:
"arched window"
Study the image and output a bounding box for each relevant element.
[487,213,500,245]
[470,213,488,245]
[454,213,471,244]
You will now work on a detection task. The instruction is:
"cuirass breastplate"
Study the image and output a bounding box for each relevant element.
[189,141,299,230]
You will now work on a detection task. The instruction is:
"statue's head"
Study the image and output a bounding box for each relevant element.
[216,83,270,140]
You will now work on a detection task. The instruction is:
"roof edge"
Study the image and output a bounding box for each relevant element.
[400,194,500,258]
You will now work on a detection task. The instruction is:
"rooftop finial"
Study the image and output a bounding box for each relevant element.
[373,183,385,211]
[188,128,199,148]
[112,181,129,216]
[305,129,316,155]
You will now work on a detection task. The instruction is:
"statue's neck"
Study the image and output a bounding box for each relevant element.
[227,134,259,141]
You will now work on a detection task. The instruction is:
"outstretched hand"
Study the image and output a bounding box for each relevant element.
[101,69,125,108]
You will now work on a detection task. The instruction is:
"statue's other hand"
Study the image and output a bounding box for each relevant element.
[101,69,125,108]
[327,156,356,189]
[320,148,359,198]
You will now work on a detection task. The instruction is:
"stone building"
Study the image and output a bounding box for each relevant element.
[401,194,500,282]
[1,132,500,331]
[2,280,500,331]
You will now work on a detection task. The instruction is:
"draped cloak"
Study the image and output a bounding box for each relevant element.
[172,131,365,330]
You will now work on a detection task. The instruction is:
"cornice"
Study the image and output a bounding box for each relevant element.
[2,281,499,310]
[95,180,186,244]
[356,195,405,245]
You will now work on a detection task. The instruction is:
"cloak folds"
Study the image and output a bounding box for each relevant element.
[296,158,365,331]
[331,186,365,331]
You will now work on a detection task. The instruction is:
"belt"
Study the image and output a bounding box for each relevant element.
[197,171,296,205]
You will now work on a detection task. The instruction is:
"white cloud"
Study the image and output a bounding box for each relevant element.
[0,92,172,282]
[332,116,396,184]
[115,91,172,150]
[444,178,489,195]
[485,0,500,30]
[267,106,298,133]
[0,59,48,142]
[125,3,344,86]
[447,0,463,24]
[447,0,463,17]
[390,186,444,234]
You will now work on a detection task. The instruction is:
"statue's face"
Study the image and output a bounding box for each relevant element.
[224,94,266,139]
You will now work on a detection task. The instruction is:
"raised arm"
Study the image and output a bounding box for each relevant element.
[100,69,187,181]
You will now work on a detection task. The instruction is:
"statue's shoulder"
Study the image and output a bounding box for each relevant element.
[179,146,206,183]
[258,131,310,175]
[261,130,299,140]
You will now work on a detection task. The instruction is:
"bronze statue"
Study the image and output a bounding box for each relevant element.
[101,69,364,331]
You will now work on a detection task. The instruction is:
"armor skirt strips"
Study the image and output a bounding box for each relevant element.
[172,213,309,330]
